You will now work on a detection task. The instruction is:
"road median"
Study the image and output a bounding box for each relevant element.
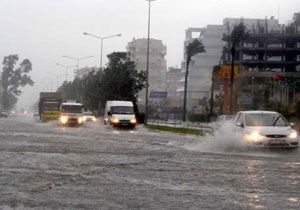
[145,124,205,136]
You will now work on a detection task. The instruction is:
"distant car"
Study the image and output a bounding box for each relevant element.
[0,111,8,118]
[82,112,97,122]
[231,110,299,148]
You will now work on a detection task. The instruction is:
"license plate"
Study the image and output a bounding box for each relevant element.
[269,139,286,144]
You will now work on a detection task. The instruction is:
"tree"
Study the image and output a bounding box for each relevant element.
[0,55,34,110]
[293,12,300,33]
[57,52,146,116]
[182,39,205,122]
[226,23,249,114]
[99,52,146,114]
[81,70,103,112]
[209,65,221,120]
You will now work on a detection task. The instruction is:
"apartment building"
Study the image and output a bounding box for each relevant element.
[126,38,167,106]
[178,25,226,113]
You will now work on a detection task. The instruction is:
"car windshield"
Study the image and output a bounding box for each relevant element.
[245,113,289,126]
[111,106,134,114]
[61,105,83,113]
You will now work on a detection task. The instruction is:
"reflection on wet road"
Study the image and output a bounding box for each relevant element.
[0,116,299,209]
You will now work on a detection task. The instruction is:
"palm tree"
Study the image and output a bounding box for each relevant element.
[182,39,205,122]
[293,12,300,33]
[227,23,249,114]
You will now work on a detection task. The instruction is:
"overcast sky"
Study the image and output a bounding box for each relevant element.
[0,0,299,109]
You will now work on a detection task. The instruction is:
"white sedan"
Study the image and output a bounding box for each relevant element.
[82,112,98,122]
[231,111,299,148]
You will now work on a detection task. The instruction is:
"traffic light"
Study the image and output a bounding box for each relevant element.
[273,74,283,81]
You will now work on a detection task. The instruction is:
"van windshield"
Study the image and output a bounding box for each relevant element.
[61,105,83,113]
[111,106,134,114]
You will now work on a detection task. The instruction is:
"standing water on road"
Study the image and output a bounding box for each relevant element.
[0,116,300,209]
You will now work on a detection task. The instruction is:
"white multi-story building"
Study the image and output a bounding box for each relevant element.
[126,38,167,106]
[178,25,226,113]
[166,67,181,107]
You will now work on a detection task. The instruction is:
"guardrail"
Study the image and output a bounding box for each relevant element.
[147,119,213,132]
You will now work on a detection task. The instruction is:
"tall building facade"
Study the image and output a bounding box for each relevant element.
[178,25,226,113]
[221,16,300,106]
[126,38,167,106]
[166,67,181,107]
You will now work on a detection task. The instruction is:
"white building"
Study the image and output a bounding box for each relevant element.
[178,25,226,113]
[126,38,167,106]
[166,67,181,107]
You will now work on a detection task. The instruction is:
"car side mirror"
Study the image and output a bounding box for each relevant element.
[290,122,295,128]
[236,122,244,128]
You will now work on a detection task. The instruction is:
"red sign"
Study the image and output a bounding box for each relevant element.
[273,74,283,81]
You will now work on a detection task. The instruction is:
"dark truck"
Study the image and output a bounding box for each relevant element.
[39,92,62,121]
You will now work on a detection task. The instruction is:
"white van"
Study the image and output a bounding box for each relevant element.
[59,102,84,126]
[104,101,137,128]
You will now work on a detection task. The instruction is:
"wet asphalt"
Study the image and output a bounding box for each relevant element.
[0,115,300,209]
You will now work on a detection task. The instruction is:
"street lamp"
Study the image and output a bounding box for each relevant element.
[49,72,66,90]
[62,55,94,73]
[251,77,255,104]
[145,0,156,125]
[57,63,77,82]
[43,77,56,92]
[62,55,93,101]
[48,72,60,90]
[83,32,121,70]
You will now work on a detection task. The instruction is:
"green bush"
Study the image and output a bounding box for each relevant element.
[188,114,209,122]
[277,105,293,120]
[136,112,145,124]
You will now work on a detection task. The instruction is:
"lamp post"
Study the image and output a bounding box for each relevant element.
[62,55,93,101]
[251,77,255,104]
[57,63,77,82]
[48,72,60,90]
[145,0,156,125]
[49,72,66,90]
[44,77,56,92]
[83,32,121,70]
[62,55,94,73]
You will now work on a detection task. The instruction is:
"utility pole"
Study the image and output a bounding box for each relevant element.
[145,0,156,125]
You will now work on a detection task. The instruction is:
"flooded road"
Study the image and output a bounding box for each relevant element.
[0,116,300,209]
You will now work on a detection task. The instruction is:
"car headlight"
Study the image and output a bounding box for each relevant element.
[92,116,97,122]
[111,117,119,124]
[82,116,87,122]
[288,131,298,139]
[78,117,83,124]
[60,116,68,124]
[130,117,137,124]
[244,131,264,142]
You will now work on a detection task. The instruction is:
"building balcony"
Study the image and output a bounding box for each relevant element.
[223,46,300,56]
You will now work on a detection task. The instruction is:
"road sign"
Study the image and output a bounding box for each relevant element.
[273,74,283,81]
[149,91,168,98]
[214,65,238,79]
